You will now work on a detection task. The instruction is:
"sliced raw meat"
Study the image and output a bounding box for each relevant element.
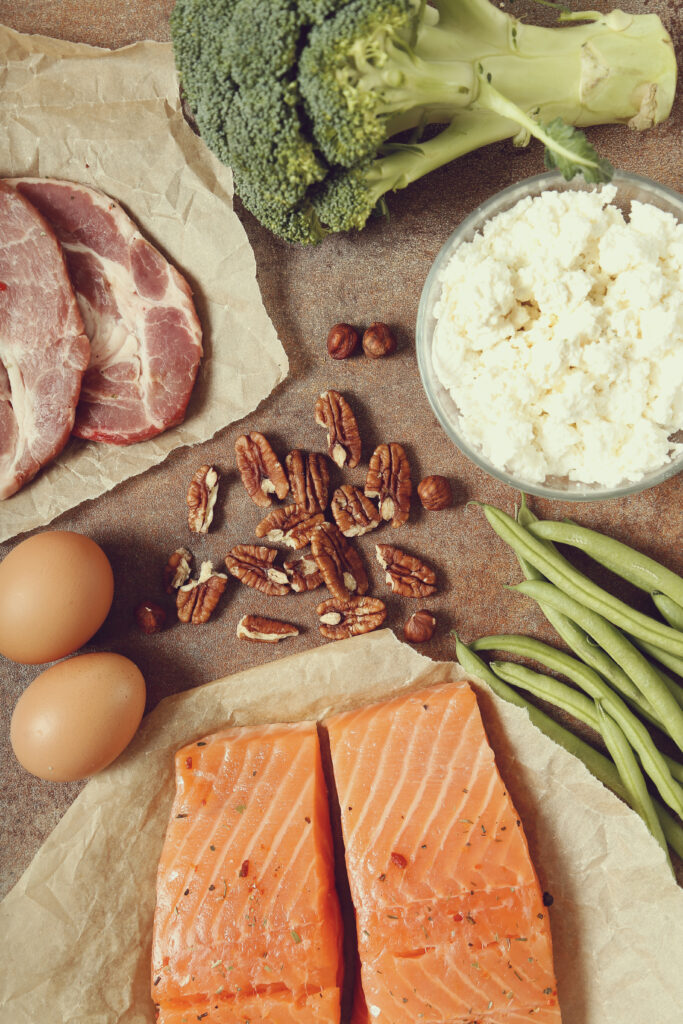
[9,178,203,445]
[152,721,344,1024]
[0,181,89,500]
[325,681,562,1024]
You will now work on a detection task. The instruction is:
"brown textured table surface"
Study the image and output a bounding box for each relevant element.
[0,0,681,899]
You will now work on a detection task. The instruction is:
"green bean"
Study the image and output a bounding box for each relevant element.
[512,578,683,752]
[480,504,683,657]
[595,702,670,863]
[454,637,683,860]
[528,519,683,607]
[630,634,683,679]
[652,593,683,631]
[516,501,677,730]
[489,658,683,818]
[471,634,683,815]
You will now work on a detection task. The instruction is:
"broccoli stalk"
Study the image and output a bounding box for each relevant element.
[170,0,677,245]
[301,0,676,168]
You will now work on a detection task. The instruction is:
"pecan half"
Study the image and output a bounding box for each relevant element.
[316,596,386,640]
[225,545,290,596]
[365,442,412,528]
[235,432,289,507]
[255,504,327,550]
[283,554,324,593]
[187,465,219,533]
[331,485,381,538]
[311,522,368,603]
[286,449,330,512]
[163,547,193,594]
[375,544,437,597]
[237,615,300,643]
[176,561,228,624]
[314,390,361,469]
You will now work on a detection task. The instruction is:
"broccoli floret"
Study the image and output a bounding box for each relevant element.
[170,0,240,165]
[300,0,475,167]
[312,109,517,232]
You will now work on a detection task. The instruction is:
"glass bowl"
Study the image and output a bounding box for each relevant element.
[416,170,683,501]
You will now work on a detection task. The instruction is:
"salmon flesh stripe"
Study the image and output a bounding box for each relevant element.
[325,681,562,1023]
[151,721,344,1024]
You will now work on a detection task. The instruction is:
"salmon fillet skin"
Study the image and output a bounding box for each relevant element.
[9,178,202,445]
[0,181,89,500]
[325,681,562,1024]
[152,721,344,1024]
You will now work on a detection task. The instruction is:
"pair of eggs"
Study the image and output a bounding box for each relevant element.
[0,531,146,782]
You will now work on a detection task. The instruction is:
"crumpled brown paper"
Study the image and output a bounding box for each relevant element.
[0,630,680,1024]
[0,24,288,542]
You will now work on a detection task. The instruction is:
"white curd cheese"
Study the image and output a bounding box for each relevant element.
[432,186,683,487]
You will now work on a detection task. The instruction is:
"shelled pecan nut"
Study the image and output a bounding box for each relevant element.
[311,521,368,603]
[331,484,381,537]
[255,504,327,550]
[187,464,219,533]
[176,562,228,624]
[365,442,412,528]
[134,601,166,634]
[375,544,437,597]
[235,432,289,507]
[237,614,300,643]
[316,596,386,640]
[225,544,290,596]
[286,449,331,512]
[283,555,324,593]
[314,390,361,469]
[163,547,193,594]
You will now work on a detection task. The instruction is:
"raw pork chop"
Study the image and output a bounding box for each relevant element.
[0,181,89,500]
[10,178,203,445]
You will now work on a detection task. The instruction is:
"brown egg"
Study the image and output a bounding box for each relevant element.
[10,652,146,781]
[0,531,114,664]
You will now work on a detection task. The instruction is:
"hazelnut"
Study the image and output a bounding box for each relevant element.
[134,601,167,634]
[404,610,436,644]
[417,474,452,511]
[362,322,396,359]
[327,323,359,360]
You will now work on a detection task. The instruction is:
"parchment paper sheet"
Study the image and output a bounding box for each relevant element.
[0,630,681,1023]
[0,24,288,542]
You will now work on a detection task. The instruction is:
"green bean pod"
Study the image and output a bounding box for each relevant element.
[479,646,683,816]
[528,519,683,608]
[454,637,683,860]
[516,501,674,732]
[512,578,683,752]
[595,702,670,863]
[652,593,683,632]
[481,504,683,657]
[628,636,683,703]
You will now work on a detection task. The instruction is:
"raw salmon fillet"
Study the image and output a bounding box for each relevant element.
[326,681,562,1024]
[152,721,344,1024]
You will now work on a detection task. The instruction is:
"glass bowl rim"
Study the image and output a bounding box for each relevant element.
[416,169,683,502]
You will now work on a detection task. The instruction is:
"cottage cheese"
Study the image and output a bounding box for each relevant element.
[432,186,683,487]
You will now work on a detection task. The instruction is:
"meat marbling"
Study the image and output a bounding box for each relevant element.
[9,178,203,445]
[0,181,90,501]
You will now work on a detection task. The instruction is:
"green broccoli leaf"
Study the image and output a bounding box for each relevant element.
[542,118,614,183]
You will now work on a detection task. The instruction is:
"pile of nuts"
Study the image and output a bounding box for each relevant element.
[135,327,453,647]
